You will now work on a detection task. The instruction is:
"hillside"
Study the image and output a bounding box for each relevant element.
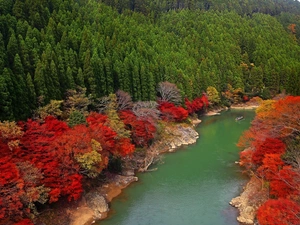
[1,0,300,120]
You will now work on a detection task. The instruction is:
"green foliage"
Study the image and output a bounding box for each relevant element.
[1,0,300,120]
[68,110,86,128]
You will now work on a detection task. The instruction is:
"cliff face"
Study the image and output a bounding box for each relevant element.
[55,120,201,225]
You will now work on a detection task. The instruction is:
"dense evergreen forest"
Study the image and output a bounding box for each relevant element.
[1,0,300,121]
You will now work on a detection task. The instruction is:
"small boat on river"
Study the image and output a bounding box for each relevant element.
[235,116,244,121]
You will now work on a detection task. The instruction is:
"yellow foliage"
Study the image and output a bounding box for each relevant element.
[105,94,130,138]
[206,86,220,105]
[0,121,23,139]
[91,139,102,152]
[8,140,20,151]
[36,100,63,119]
[255,100,276,119]
[75,142,102,178]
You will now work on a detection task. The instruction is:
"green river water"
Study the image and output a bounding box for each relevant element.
[98,109,255,225]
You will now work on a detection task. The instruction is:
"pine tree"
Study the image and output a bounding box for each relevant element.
[0,33,6,73]
[12,54,30,119]
[0,75,14,120]
[34,60,48,102]
[6,30,18,66]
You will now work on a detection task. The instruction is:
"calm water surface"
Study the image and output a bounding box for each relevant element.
[98,109,255,225]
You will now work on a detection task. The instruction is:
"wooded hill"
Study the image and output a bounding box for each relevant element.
[1,0,300,121]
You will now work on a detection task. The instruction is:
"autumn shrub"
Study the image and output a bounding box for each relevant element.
[159,101,188,122]
[119,110,156,147]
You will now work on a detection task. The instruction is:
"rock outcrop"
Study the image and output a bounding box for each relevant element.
[165,124,199,150]
[230,176,268,224]
[69,175,138,225]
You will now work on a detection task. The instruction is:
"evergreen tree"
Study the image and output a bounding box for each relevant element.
[12,54,30,119]
[0,75,13,120]
[6,30,18,66]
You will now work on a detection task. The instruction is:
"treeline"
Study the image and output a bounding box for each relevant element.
[238,96,300,225]
[101,0,300,39]
[0,82,209,224]
[1,0,300,121]
[101,0,300,16]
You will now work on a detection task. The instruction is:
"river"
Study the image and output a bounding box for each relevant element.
[98,109,255,225]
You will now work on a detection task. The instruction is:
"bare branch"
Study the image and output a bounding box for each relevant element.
[133,101,160,121]
[157,81,182,105]
[116,90,133,111]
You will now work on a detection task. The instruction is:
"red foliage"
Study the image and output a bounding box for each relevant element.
[20,117,83,203]
[201,94,209,107]
[257,154,284,180]
[0,157,24,220]
[115,138,135,156]
[243,95,249,102]
[119,110,156,147]
[88,123,117,154]
[86,112,108,127]
[251,138,285,166]
[270,166,300,198]
[185,94,209,115]
[257,198,300,225]
[159,102,188,122]
[13,219,34,225]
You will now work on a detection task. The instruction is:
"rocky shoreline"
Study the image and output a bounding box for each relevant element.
[228,103,263,225]
[230,175,268,225]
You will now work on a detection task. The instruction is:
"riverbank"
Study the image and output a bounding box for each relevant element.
[230,175,268,224]
[36,119,200,225]
[228,101,262,225]
[36,104,258,225]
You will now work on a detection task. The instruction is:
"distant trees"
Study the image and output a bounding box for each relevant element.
[1,1,300,121]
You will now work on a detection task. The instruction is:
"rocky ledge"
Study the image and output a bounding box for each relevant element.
[230,176,268,224]
[165,124,199,150]
[69,175,138,225]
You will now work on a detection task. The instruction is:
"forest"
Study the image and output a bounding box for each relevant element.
[1,0,300,121]
[1,0,300,224]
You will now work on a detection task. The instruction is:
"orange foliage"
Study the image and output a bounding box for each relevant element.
[288,23,296,34]
[257,154,284,180]
[239,148,253,170]
[253,96,300,138]
[237,129,256,150]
